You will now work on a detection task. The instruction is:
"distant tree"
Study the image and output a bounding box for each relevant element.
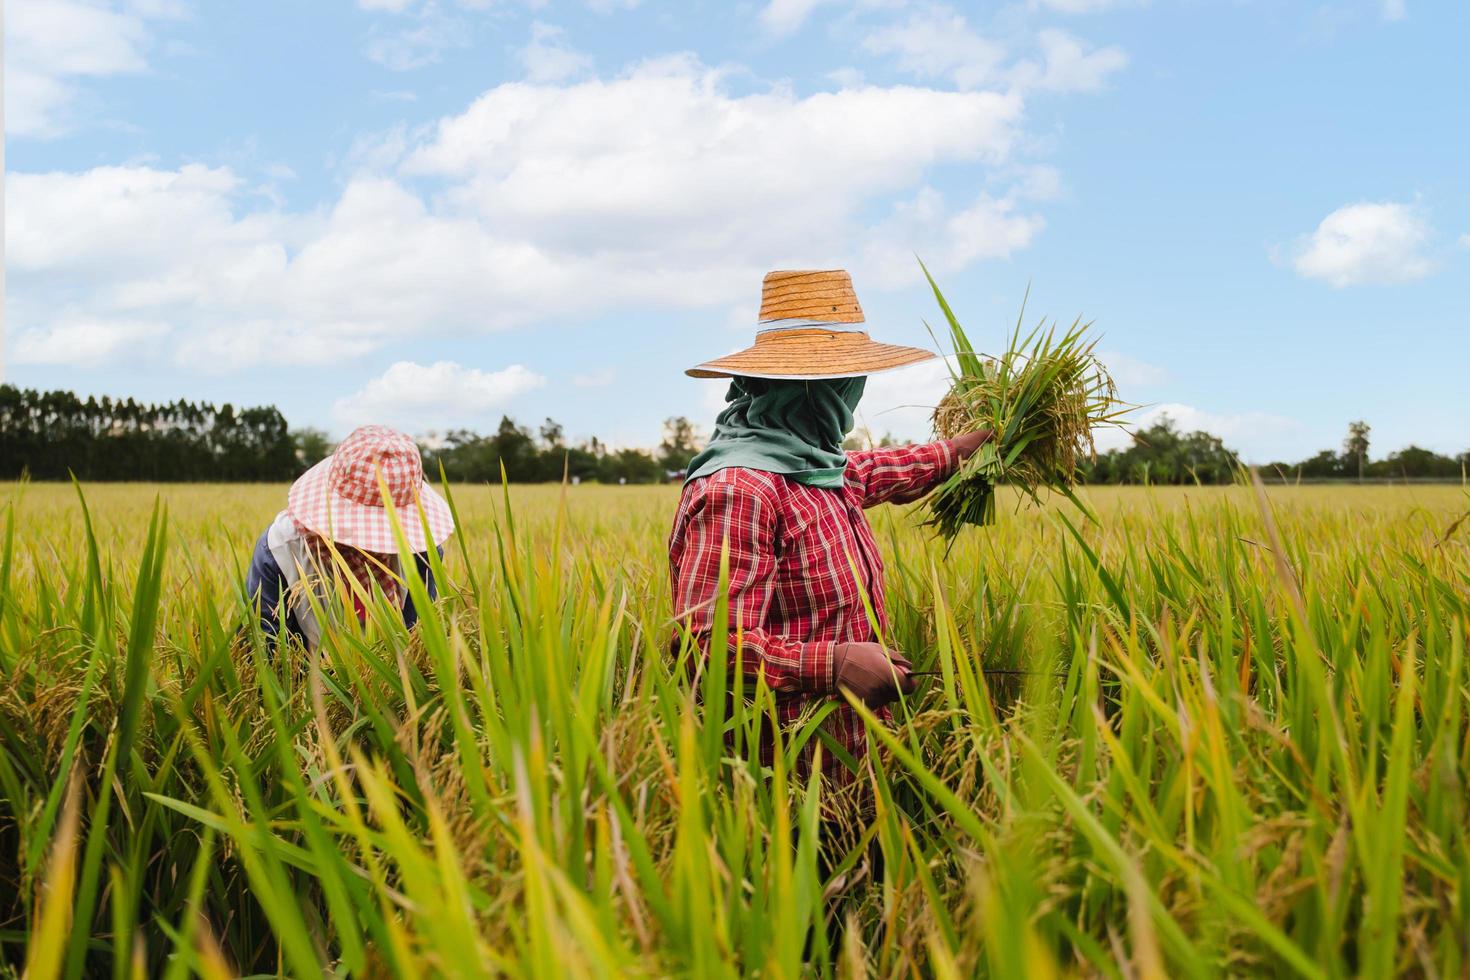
[7,383,1459,487]
[0,384,299,482]
[599,447,662,484]
[1344,420,1371,483]
[1259,449,1344,482]
[533,418,570,481]
[293,428,333,469]
[658,416,702,474]
[1082,415,1239,485]
[490,416,538,480]
[1370,445,1462,480]
[561,444,602,482]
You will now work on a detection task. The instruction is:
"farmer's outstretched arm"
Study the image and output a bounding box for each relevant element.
[672,474,835,694]
[848,431,993,508]
[847,440,959,507]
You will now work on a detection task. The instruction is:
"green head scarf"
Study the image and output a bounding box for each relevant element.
[684,376,866,489]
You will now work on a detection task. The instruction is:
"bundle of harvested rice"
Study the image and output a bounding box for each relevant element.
[923,264,1128,540]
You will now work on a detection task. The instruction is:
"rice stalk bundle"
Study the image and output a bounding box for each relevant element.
[922,264,1129,540]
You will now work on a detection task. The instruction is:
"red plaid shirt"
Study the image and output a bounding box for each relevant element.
[668,441,958,783]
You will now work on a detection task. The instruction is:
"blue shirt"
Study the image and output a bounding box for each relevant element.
[244,527,440,646]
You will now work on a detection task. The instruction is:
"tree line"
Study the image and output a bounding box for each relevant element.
[1082,416,1469,485]
[413,417,702,485]
[0,385,703,485]
[0,385,298,482]
[2,385,1464,485]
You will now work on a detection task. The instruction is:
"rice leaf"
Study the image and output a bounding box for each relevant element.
[923,264,1127,540]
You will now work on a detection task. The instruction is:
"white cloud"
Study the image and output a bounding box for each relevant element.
[358,0,544,10]
[1012,29,1128,93]
[1011,164,1063,202]
[1458,233,1470,249]
[357,0,551,69]
[1381,0,1406,21]
[862,9,1007,90]
[174,320,388,373]
[404,57,1021,256]
[6,57,1045,370]
[6,165,300,326]
[1031,0,1129,11]
[342,124,414,174]
[854,356,953,442]
[333,361,547,430]
[364,19,466,71]
[1290,201,1435,287]
[12,320,171,367]
[6,0,179,138]
[128,0,189,16]
[759,0,834,36]
[826,67,866,88]
[517,22,593,83]
[861,187,1043,287]
[862,11,1125,96]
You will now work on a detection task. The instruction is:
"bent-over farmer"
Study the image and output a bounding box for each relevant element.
[245,424,455,651]
[669,269,991,788]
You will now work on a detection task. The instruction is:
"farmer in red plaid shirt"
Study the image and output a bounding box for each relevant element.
[670,270,991,788]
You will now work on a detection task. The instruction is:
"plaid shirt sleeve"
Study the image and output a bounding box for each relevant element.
[847,439,960,508]
[671,474,836,694]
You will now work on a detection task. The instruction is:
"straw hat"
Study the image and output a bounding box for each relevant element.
[686,270,935,380]
[288,425,455,554]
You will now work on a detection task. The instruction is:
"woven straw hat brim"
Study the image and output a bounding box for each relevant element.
[288,456,455,554]
[686,330,936,380]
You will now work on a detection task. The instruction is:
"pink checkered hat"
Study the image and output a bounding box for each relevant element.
[287,425,454,554]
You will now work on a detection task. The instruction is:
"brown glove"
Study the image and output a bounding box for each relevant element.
[950,429,996,462]
[832,642,917,707]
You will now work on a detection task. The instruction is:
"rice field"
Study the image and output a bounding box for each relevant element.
[2,479,1468,978]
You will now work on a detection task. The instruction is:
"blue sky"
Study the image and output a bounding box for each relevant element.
[5,0,1467,461]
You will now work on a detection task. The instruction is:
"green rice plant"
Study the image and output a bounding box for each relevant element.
[922,262,1130,540]
[0,478,1466,977]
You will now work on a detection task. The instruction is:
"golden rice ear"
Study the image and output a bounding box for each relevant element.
[932,391,969,440]
[924,282,1125,540]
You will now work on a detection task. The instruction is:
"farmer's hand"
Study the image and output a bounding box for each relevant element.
[833,642,918,706]
[950,429,996,461]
